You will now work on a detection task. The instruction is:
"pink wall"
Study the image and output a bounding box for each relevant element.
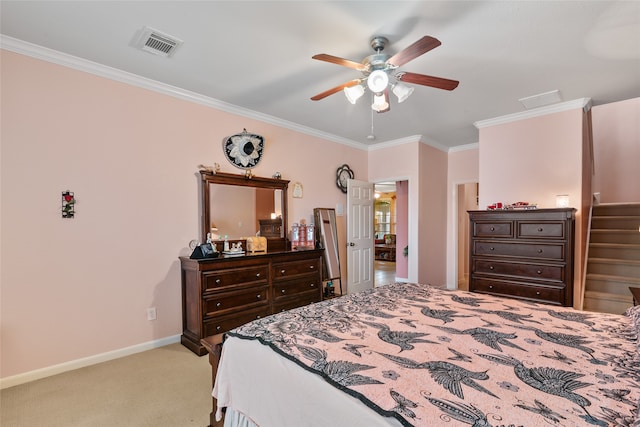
[591,97,640,203]
[478,108,588,307]
[418,144,448,285]
[0,50,366,379]
[369,142,421,282]
[479,109,585,210]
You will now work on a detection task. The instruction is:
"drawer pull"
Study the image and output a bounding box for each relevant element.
[310,283,316,287]
[281,269,286,275]
[216,279,221,284]
[489,285,494,289]
[490,227,495,231]
[281,289,286,293]
[537,249,543,253]
[216,302,221,307]
[310,265,315,269]
[256,315,261,319]
[538,227,543,232]
[256,294,261,299]
[489,266,494,270]
[536,270,542,275]
[489,247,495,251]
[216,326,221,331]
[536,291,541,295]
[256,273,261,278]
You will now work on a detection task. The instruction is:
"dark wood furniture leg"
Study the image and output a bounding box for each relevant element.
[201,334,225,427]
[630,287,640,306]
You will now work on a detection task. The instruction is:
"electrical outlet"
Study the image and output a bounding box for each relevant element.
[146,307,157,321]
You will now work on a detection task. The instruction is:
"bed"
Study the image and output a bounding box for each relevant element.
[204,283,640,427]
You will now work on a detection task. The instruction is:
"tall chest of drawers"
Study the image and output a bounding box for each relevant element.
[468,208,576,307]
[180,249,323,355]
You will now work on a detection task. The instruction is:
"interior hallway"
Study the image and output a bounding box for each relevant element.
[374,260,396,287]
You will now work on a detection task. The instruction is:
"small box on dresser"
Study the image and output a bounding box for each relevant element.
[468,208,576,307]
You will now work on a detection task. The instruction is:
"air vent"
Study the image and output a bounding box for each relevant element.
[134,26,183,57]
[519,90,562,110]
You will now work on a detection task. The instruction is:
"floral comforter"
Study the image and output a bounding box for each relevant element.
[227,283,640,427]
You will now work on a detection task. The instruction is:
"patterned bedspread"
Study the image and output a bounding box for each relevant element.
[227,283,640,427]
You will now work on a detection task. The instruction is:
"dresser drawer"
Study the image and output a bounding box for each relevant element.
[273,293,320,313]
[204,306,271,336]
[473,241,565,260]
[471,278,564,305]
[203,266,268,291]
[517,221,566,239]
[472,221,513,238]
[272,258,320,280]
[273,276,321,301]
[473,259,564,283]
[203,285,269,316]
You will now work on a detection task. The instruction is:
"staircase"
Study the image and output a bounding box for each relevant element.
[583,203,640,314]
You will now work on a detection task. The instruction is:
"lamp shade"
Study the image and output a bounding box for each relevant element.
[367,70,389,94]
[371,93,389,112]
[343,85,365,104]
[556,195,570,208]
[392,83,414,103]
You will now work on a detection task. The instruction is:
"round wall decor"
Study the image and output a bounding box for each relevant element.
[223,129,264,169]
[336,164,354,193]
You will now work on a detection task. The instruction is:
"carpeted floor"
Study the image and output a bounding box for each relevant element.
[1,343,212,427]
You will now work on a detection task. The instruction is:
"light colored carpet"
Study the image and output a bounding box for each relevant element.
[1,343,212,426]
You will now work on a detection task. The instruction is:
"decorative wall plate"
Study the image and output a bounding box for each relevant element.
[223,129,264,169]
[336,164,354,193]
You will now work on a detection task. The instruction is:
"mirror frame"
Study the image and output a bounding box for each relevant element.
[314,208,341,281]
[200,171,289,248]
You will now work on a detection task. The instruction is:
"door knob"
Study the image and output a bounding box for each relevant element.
[348,242,355,247]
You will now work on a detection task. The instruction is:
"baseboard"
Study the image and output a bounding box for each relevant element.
[395,277,410,283]
[0,334,181,390]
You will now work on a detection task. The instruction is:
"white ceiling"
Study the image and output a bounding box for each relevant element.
[2,1,639,150]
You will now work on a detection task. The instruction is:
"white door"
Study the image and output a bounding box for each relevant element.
[346,179,374,294]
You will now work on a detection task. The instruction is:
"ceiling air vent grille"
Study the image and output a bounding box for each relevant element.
[135,26,183,57]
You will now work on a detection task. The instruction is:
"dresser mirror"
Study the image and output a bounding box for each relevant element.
[200,171,289,250]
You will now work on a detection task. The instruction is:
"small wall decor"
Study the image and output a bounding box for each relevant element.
[336,164,354,193]
[198,163,220,174]
[62,190,75,218]
[292,182,303,198]
[223,128,264,170]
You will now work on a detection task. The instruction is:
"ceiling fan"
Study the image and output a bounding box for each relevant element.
[310,36,459,112]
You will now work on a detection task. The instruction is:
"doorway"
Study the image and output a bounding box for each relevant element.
[456,182,479,290]
[374,180,408,286]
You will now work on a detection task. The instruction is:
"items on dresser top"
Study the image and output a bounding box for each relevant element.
[468,208,576,307]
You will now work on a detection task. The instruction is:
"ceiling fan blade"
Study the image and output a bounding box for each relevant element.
[387,36,441,67]
[312,54,366,71]
[396,71,459,91]
[310,79,362,101]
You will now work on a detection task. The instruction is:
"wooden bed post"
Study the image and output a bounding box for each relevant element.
[201,334,225,427]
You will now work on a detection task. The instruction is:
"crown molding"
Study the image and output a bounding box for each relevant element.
[473,98,592,129]
[367,135,422,151]
[448,142,479,153]
[1,35,367,151]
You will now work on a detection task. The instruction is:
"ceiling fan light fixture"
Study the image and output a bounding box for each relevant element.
[344,84,365,104]
[392,83,414,103]
[367,70,389,94]
[371,93,389,112]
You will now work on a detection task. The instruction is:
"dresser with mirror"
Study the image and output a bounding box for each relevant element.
[180,171,324,355]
